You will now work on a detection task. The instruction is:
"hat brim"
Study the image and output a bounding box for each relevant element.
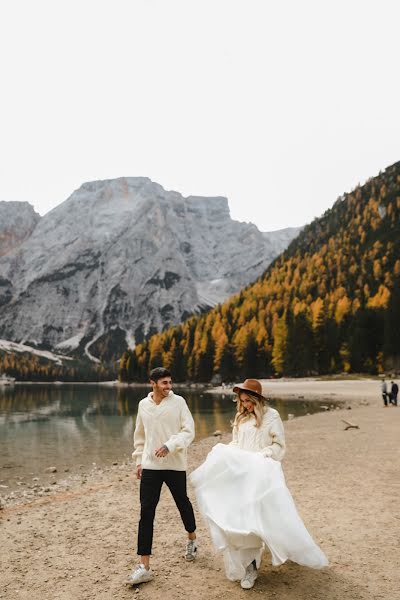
[232,385,267,402]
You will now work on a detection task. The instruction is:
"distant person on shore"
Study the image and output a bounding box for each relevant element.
[390,380,398,406]
[191,378,328,590]
[126,367,197,586]
[382,379,389,406]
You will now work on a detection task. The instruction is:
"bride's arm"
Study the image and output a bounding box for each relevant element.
[259,416,286,461]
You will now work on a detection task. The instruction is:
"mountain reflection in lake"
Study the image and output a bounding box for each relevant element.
[0,384,338,491]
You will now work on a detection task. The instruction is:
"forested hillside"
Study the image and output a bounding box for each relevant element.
[0,350,115,382]
[120,162,400,382]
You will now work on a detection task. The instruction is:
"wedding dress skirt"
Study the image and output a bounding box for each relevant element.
[190,443,328,580]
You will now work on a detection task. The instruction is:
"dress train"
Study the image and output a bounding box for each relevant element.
[190,443,328,580]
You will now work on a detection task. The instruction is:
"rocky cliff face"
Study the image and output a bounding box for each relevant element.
[0,178,300,360]
[0,201,40,257]
[0,201,40,310]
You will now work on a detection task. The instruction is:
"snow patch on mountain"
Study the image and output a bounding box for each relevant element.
[0,339,72,365]
[55,332,86,350]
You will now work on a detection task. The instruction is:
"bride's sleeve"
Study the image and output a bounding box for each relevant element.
[229,424,239,446]
[259,416,286,461]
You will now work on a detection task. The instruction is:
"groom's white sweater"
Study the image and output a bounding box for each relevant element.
[132,390,195,471]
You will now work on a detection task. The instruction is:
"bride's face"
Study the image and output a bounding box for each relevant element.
[240,392,255,412]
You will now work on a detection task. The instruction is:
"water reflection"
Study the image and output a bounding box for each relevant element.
[0,385,236,426]
[0,384,339,491]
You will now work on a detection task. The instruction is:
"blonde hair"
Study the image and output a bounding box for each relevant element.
[233,392,266,428]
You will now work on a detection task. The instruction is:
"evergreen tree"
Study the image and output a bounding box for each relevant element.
[194,333,215,381]
[271,316,288,376]
[384,278,400,368]
[288,311,315,375]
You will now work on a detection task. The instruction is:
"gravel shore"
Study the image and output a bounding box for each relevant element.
[1,380,398,600]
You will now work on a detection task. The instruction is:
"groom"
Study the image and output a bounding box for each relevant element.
[127,367,197,585]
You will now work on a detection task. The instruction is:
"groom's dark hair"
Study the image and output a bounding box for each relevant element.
[149,367,172,382]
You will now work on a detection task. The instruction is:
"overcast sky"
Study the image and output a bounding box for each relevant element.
[1,0,399,231]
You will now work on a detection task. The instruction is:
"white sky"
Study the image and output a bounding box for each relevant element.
[1,0,399,231]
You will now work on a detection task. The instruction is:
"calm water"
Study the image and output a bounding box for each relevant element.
[0,384,336,490]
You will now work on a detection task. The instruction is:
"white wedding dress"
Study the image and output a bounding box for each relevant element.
[190,443,328,580]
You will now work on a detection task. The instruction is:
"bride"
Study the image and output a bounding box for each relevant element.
[190,378,328,590]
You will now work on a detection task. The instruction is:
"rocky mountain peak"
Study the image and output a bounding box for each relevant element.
[0,178,301,361]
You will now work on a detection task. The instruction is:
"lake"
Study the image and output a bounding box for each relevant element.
[0,383,338,492]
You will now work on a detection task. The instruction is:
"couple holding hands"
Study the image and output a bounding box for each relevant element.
[127,367,328,590]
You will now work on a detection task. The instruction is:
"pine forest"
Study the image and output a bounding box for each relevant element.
[120,161,400,382]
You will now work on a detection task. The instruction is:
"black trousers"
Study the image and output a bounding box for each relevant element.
[137,469,196,556]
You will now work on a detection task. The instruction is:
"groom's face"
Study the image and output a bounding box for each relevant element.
[152,376,172,397]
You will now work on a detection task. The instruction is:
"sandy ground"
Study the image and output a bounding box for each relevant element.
[1,380,399,600]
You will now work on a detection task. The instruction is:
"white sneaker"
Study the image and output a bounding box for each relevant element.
[240,564,257,589]
[126,564,154,585]
[184,539,198,561]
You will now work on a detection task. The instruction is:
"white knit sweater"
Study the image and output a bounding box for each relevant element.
[230,406,286,461]
[132,391,195,471]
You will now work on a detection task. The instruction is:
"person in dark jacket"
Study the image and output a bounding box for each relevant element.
[390,381,398,406]
[381,379,389,406]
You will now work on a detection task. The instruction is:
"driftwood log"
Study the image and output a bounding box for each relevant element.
[341,419,360,430]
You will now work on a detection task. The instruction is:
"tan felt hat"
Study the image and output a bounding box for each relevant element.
[232,378,267,402]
